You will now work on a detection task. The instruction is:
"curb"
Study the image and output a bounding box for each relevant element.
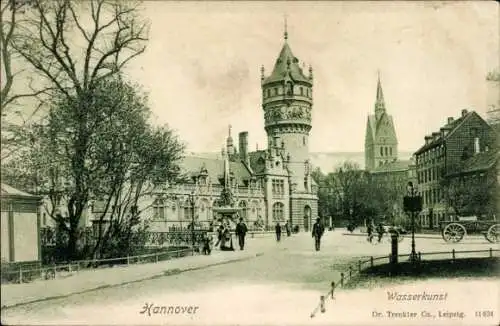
[1,252,264,310]
[341,232,442,239]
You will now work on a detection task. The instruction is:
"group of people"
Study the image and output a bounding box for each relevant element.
[274,221,292,242]
[366,219,386,243]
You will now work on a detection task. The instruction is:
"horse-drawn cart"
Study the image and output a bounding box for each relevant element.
[439,216,499,243]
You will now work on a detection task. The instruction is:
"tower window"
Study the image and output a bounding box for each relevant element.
[380,147,383,156]
[267,89,271,97]
[274,88,278,96]
[300,87,303,96]
[389,147,392,156]
[385,147,388,156]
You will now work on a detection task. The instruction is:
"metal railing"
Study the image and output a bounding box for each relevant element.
[310,247,499,318]
[1,248,195,285]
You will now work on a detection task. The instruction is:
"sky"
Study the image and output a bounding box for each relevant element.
[8,1,498,154]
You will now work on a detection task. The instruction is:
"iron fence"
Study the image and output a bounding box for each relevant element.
[310,247,500,318]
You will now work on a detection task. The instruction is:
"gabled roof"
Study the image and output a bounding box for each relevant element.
[248,150,267,174]
[180,155,251,187]
[1,183,40,199]
[366,113,398,143]
[263,42,310,85]
[414,111,479,155]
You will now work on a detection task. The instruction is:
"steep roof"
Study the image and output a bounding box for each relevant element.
[366,113,398,143]
[248,150,267,174]
[180,155,251,187]
[448,151,499,176]
[370,160,411,174]
[414,111,478,155]
[263,42,310,85]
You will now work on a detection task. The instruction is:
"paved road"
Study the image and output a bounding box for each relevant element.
[2,231,495,325]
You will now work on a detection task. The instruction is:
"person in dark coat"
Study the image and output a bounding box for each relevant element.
[366,219,374,243]
[215,223,224,248]
[202,232,212,255]
[235,218,248,250]
[312,218,325,251]
[275,222,282,242]
[376,223,385,243]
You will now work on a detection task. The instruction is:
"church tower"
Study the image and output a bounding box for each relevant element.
[261,22,313,193]
[365,73,399,171]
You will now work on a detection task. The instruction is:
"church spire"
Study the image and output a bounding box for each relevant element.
[375,70,386,119]
[284,14,288,41]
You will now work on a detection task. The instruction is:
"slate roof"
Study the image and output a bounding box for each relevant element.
[0,183,40,199]
[370,160,411,174]
[448,151,499,176]
[263,42,310,85]
[180,155,251,187]
[414,111,473,155]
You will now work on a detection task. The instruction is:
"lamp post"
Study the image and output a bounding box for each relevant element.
[188,191,196,248]
[403,182,423,263]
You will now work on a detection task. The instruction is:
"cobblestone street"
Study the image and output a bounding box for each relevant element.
[1,231,496,325]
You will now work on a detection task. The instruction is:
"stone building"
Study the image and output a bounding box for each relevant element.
[414,109,497,229]
[364,73,399,171]
[148,27,318,233]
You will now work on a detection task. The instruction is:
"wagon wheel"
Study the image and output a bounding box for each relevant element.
[485,224,500,243]
[442,223,467,243]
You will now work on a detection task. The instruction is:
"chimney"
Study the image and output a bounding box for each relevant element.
[474,137,480,154]
[424,135,433,145]
[440,127,450,137]
[239,131,249,165]
[447,117,454,124]
[461,109,468,117]
[432,132,440,141]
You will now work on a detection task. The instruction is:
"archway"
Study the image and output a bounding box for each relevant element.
[304,205,311,232]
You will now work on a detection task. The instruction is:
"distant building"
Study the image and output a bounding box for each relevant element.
[1,183,42,265]
[364,73,399,171]
[414,109,498,229]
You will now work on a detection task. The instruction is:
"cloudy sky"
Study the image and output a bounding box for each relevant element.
[124,1,498,154]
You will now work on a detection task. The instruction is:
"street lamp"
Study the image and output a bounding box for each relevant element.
[403,182,423,262]
[188,191,196,248]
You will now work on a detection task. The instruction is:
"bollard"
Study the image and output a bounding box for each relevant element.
[358,260,362,272]
[331,282,335,299]
[370,256,374,267]
[320,295,326,313]
[390,233,399,264]
[490,248,493,258]
[340,273,345,287]
[452,249,455,262]
[19,268,23,284]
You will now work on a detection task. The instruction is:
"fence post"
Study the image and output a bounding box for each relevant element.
[452,249,455,262]
[489,248,493,258]
[370,256,373,267]
[358,260,362,272]
[331,282,335,299]
[320,295,326,313]
[19,268,23,284]
[340,273,344,287]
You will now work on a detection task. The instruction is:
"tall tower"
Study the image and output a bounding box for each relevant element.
[261,22,313,192]
[365,72,398,171]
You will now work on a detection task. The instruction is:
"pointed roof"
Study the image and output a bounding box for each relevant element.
[375,72,386,112]
[263,32,311,85]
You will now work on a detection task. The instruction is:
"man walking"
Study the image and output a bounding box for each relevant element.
[235,218,248,250]
[285,221,291,237]
[312,218,325,251]
[275,222,282,242]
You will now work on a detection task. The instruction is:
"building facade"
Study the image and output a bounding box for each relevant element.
[148,28,319,233]
[365,74,399,171]
[414,109,497,229]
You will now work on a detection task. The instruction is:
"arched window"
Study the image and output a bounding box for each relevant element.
[287,82,293,95]
[389,147,393,156]
[272,202,284,222]
[274,88,278,96]
[239,201,247,220]
[380,147,383,156]
[384,147,388,156]
[300,87,303,96]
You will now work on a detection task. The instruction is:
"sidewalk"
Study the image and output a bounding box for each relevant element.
[341,230,443,239]
[1,242,266,309]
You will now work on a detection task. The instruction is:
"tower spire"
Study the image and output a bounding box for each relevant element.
[375,70,386,119]
[284,14,288,41]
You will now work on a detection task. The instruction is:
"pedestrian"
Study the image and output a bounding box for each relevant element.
[285,221,291,237]
[275,222,282,242]
[235,218,248,250]
[215,223,224,248]
[202,232,212,255]
[366,219,374,243]
[312,218,325,251]
[376,222,385,243]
